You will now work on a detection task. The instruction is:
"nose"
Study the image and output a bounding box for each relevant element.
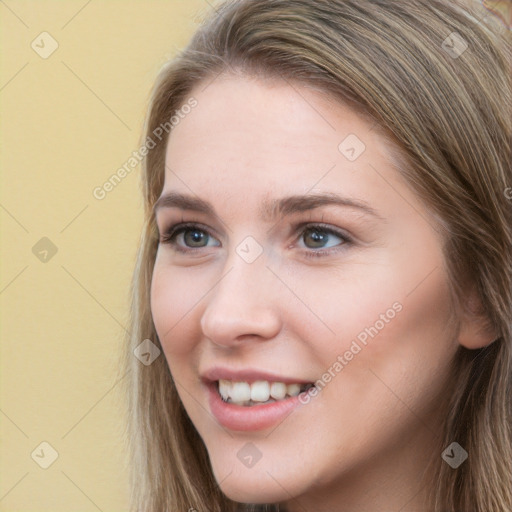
[200,254,282,348]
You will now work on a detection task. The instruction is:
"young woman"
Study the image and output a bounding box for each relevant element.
[120,1,512,510]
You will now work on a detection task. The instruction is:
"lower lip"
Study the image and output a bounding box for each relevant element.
[206,382,311,431]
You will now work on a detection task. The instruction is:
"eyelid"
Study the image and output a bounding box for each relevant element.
[290,221,353,243]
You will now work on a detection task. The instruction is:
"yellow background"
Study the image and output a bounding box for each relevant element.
[0,1,210,510]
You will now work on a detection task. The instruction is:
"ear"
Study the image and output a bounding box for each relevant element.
[457,286,497,349]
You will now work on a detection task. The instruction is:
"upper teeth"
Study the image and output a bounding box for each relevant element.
[218,380,312,404]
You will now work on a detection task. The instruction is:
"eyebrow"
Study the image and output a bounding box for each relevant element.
[153,191,384,222]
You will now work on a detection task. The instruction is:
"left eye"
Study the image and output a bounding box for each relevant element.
[298,226,347,250]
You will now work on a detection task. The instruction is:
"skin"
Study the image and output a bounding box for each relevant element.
[150,73,491,511]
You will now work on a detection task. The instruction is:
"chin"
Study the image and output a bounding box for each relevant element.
[213,465,291,504]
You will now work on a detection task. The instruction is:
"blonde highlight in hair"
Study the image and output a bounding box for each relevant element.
[120,1,512,510]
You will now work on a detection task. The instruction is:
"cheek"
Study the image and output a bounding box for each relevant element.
[150,261,202,356]
[296,254,457,423]
[358,266,457,377]
[302,238,457,372]
[315,267,457,439]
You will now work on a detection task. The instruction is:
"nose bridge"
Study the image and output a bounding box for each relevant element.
[200,246,282,345]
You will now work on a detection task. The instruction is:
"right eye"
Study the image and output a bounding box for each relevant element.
[159,223,221,253]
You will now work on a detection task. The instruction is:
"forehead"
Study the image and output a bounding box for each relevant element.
[166,73,373,159]
[165,75,391,181]
[158,73,420,228]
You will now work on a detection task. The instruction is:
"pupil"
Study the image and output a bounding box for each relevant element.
[307,229,326,248]
[185,229,206,246]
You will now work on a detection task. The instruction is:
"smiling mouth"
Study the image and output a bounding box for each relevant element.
[216,379,315,407]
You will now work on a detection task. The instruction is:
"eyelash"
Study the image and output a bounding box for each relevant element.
[158,221,353,259]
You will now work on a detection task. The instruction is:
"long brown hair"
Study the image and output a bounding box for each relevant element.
[119,1,512,510]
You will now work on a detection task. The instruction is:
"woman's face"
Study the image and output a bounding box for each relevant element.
[151,74,459,510]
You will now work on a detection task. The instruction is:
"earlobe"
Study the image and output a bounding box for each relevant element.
[457,288,498,349]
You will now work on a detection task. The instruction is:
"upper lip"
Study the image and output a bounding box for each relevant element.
[201,366,314,385]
